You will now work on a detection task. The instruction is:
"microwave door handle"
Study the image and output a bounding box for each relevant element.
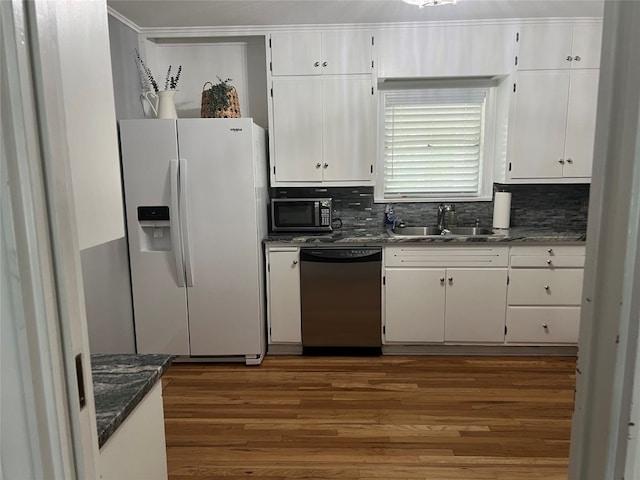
[170,160,185,287]
[315,202,320,227]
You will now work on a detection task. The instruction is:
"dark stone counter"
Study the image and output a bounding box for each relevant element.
[91,354,173,448]
[264,226,587,245]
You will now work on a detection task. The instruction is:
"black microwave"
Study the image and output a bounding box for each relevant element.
[271,198,332,232]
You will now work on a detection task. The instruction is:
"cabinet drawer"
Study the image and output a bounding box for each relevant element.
[385,246,509,268]
[510,255,585,268]
[506,307,580,344]
[508,269,583,305]
[510,245,585,257]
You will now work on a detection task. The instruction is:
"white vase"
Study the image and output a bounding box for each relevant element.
[142,90,178,119]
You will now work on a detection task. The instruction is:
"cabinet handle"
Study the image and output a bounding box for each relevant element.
[323,163,329,168]
[292,260,298,265]
[316,163,321,169]
[542,323,549,329]
[566,158,573,164]
[544,285,550,290]
[547,259,552,265]
[574,55,581,62]
[314,61,320,67]
[566,55,573,61]
[448,277,453,283]
[322,61,328,67]
[440,277,445,283]
[559,159,565,165]
[547,248,553,253]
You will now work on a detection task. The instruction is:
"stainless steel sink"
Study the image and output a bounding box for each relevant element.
[447,227,495,236]
[388,225,501,238]
[391,226,443,236]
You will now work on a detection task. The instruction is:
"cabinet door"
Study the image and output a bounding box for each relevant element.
[444,269,507,343]
[517,24,574,70]
[270,32,322,76]
[322,78,373,182]
[570,24,603,69]
[321,31,372,75]
[271,78,323,182]
[378,25,515,77]
[563,70,599,178]
[267,249,301,344]
[384,268,445,343]
[509,71,570,179]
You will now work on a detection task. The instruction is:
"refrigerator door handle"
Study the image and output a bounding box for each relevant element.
[170,160,185,287]
[179,158,195,287]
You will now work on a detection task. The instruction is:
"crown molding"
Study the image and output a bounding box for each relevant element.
[134,16,601,39]
[107,6,142,33]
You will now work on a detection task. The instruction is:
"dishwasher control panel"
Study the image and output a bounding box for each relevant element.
[301,248,382,262]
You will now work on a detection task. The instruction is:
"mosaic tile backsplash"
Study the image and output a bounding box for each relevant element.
[270,184,589,233]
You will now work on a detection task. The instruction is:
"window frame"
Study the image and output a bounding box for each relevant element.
[374,79,499,203]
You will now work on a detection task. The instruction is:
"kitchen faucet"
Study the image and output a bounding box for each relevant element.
[437,203,457,230]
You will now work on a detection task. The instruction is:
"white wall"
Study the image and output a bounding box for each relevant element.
[55,0,124,250]
[108,14,146,120]
[147,41,252,118]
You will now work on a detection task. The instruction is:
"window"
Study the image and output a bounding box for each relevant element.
[376,84,496,202]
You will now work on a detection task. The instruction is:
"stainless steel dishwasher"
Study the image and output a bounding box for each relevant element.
[300,247,382,354]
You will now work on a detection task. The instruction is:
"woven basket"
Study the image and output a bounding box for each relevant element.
[200,81,241,118]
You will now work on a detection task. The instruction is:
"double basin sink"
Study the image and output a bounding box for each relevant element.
[387,225,504,238]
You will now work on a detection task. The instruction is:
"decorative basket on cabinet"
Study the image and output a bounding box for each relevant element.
[200,79,241,118]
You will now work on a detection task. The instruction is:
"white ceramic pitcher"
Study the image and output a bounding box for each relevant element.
[142,90,178,119]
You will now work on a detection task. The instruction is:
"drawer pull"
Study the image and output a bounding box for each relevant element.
[547,248,553,253]
[547,260,552,265]
[544,285,550,290]
[542,323,549,329]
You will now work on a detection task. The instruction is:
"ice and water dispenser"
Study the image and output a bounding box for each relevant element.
[137,206,172,251]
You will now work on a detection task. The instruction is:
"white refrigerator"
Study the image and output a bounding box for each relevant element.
[119,118,268,365]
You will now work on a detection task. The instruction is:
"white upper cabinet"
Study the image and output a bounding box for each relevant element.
[517,23,602,70]
[271,77,324,182]
[270,31,373,76]
[509,63,600,181]
[271,76,374,184]
[377,24,516,78]
[508,21,602,182]
[563,69,600,178]
[509,71,570,179]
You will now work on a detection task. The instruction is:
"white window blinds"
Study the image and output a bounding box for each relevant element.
[382,88,487,198]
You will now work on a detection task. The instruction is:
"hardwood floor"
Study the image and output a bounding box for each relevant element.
[162,355,576,480]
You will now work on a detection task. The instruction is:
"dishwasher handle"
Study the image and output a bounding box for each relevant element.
[300,248,382,263]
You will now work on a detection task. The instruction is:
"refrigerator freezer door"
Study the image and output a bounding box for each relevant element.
[176,119,264,357]
[119,119,190,355]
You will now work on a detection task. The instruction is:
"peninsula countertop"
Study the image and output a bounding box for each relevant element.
[264,226,587,245]
[91,353,172,448]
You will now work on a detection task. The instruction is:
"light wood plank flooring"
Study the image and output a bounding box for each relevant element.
[162,355,576,480]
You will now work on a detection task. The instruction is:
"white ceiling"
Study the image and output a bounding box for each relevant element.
[107,0,604,30]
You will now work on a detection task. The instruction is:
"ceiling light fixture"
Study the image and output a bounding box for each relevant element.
[402,0,458,7]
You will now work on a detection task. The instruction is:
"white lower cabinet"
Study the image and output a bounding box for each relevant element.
[383,246,509,344]
[99,382,167,480]
[266,247,301,344]
[384,268,446,343]
[445,268,508,343]
[506,245,585,345]
[264,243,585,351]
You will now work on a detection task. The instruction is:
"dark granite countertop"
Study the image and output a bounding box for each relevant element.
[92,354,173,448]
[264,226,587,245]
